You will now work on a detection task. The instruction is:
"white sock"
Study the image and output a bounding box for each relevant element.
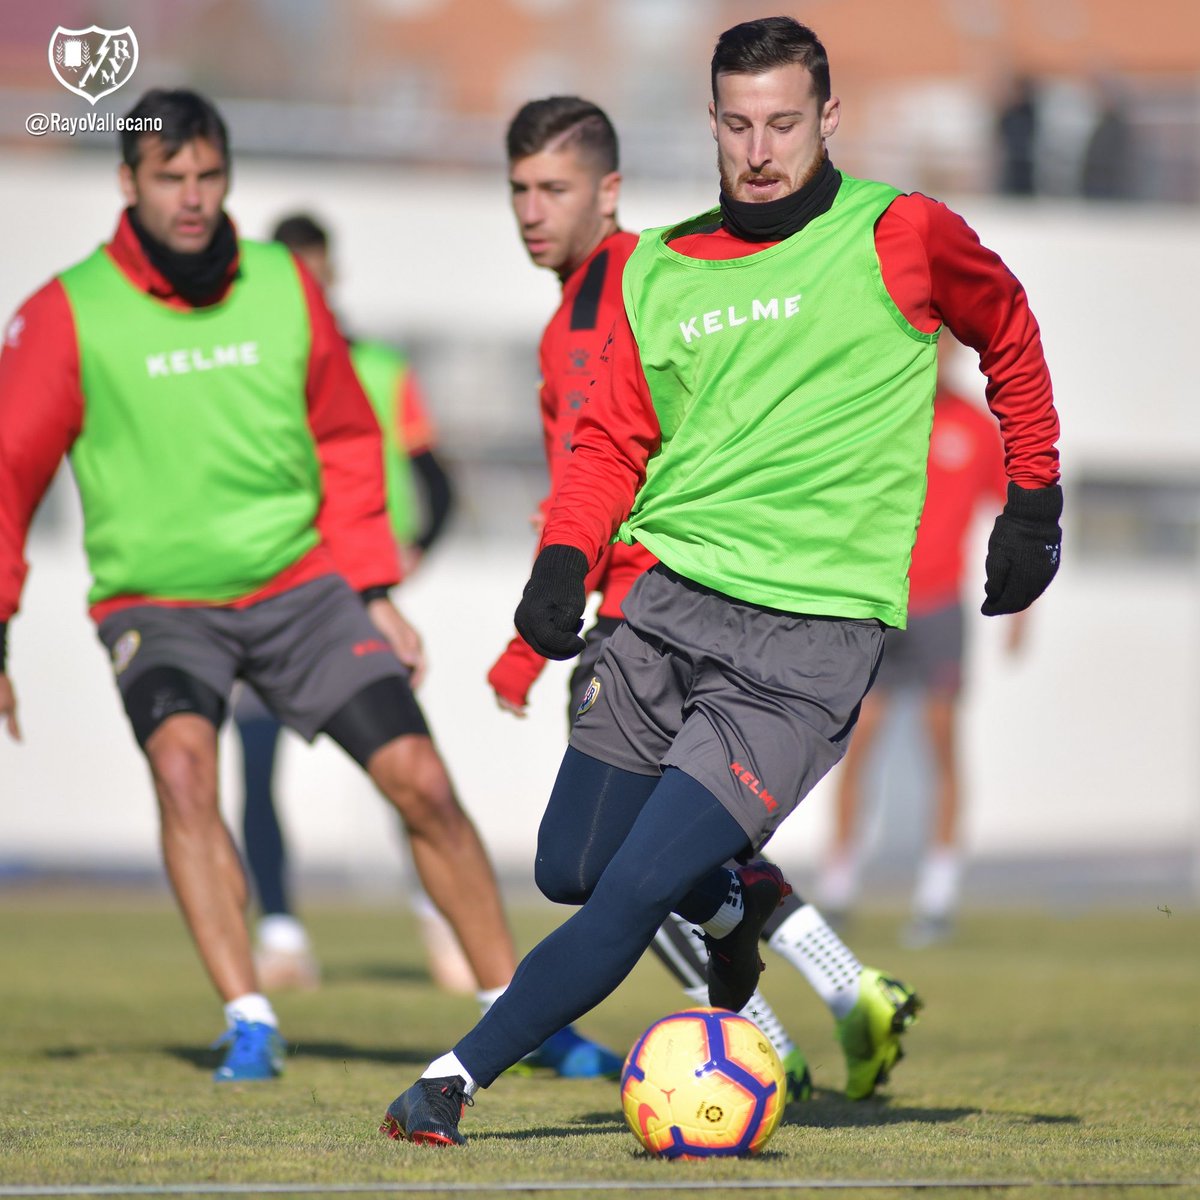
[224,992,277,1029]
[699,870,743,939]
[476,985,506,1015]
[422,1051,478,1096]
[767,903,863,1020]
[256,914,310,954]
[913,847,961,918]
[739,989,796,1060]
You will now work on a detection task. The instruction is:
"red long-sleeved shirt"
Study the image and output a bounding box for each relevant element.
[536,231,657,618]
[0,211,399,624]
[909,388,1008,614]
[489,231,658,705]
[542,191,1061,569]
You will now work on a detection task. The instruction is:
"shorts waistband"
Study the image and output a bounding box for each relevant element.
[650,563,884,628]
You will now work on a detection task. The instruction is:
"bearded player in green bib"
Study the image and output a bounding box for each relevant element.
[381,16,1062,1146]
[0,88,619,1085]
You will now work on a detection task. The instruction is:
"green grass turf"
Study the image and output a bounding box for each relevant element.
[0,887,1196,1197]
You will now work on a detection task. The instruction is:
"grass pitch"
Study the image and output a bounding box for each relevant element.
[0,886,1196,1198]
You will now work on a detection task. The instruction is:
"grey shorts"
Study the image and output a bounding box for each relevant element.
[97,575,412,742]
[567,615,623,725]
[569,566,885,850]
[875,601,965,694]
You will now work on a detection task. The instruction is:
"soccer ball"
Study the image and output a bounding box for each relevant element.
[620,1007,786,1159]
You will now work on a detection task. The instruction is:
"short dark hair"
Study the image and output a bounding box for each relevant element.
[271,213,329,251]
[120,87,229,169]
[711,17,831,110]
[506,96,618,173]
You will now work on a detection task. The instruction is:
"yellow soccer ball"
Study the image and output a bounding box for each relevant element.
[620,1007,786,1159]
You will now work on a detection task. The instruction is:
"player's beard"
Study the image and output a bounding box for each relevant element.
[718,145,826,203]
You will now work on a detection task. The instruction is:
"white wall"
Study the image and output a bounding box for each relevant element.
[5,509,1197,877]
[1,152,1198,879]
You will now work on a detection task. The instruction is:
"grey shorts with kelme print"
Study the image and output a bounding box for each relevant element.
[569,565,886,851]
[97,575,412,743]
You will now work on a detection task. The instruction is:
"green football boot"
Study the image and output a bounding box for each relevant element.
[835,967,922,1100]
[782,1047,813,1102]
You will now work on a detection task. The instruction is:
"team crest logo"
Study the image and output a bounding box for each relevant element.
[577,676,601,716]
[111,630,141,676]
[49,26,139,106]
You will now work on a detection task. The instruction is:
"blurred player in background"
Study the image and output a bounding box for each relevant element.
[487,96,923,1106]
[0,88,616,1084]
[381,17,1060,1145]
[233,212,469,994]
[819,339,1028,946]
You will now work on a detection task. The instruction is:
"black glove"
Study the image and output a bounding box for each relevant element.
[515,544,589,659]
[981,482,1062,615]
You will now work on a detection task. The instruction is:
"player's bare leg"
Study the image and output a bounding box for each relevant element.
[368,735,516,990]
[906,692,961,946]
[924,692,960,850]
[819,689,887,921]
[146,713,257,1001]
[147,712,284,1078]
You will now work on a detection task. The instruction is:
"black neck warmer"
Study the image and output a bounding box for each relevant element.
[719,155,842,243]
[128,207,238,306]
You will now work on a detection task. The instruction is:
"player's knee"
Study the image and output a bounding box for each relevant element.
[371,736,464,835]
[533,852,594,906]
[146,721,218,823]
[533,824,612,903]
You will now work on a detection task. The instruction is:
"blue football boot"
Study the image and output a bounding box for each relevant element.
[211,1019,285,1082]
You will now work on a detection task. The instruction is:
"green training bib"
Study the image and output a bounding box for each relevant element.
[350,340,417,545]
[60,240,317,604]
[619,175,938,625]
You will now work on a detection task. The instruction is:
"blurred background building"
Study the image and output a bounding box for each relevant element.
[4,0,1199,195]
[1,0,1198,908]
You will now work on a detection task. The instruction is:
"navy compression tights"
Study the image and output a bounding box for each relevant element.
[455,748,750,1086]
[236,713,290,917]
